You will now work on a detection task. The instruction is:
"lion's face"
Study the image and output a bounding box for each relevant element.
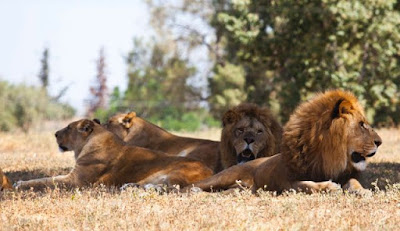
[55,119,95,154]
[230,117,270,163]
[282,90,383,181]
[103,112,136,140]
[346,116,382,171]
[331,98,382,172]
[221,103,282,168]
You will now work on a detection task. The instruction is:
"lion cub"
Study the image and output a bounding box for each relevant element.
[15,119,213,190]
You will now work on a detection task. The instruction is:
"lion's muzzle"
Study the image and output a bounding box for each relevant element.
[351,152,365,163]
[237,149,255,164]
[58,145,69,152]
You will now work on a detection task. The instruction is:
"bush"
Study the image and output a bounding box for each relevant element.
[0,80,75,132]
[135,108,219,132]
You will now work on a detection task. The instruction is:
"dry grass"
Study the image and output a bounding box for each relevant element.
[0,128,399,230]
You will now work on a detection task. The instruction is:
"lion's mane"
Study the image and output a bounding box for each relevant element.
[282,90,365,183]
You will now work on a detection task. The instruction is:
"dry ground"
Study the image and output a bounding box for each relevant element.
[0,128,399,230]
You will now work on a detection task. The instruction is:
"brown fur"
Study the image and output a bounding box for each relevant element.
[188,158,269,192]
[220,103,282,169]
[15,119,213,190]
[103,112,223,172]
[186,90,382,194]
[0,168,12,190]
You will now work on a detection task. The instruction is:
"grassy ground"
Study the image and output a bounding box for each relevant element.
[0,128,399,230]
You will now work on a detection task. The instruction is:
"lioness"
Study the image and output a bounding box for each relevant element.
[0,168,12,190]
[103,112,222,172]
[15,119,213,190]
[186,90,382,194]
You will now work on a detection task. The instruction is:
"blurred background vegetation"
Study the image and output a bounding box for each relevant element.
[2,0,399,132]
[0,81,75,132]
[0,47,75,132]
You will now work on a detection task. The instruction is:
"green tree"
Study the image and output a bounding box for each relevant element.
[108,38,212,131]
[148,0,400,126]
[124,39,197,116]
[209,62,247,117]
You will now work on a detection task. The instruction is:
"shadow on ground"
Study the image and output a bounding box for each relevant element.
[361,162,400,190]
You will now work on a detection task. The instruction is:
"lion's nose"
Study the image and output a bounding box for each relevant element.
[374,139,382,147]
[244,137,255,144]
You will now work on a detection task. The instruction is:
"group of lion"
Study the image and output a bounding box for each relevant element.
[0,89,382,195]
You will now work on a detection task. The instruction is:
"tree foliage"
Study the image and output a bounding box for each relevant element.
[95,38,218,131]
[123,39,217,130]
[123,39,196,115]
[209,62,247,116]
[215,0,400,124]
[147,0,400,126]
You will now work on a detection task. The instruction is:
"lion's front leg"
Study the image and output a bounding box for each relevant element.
[290,180,341,194]
[343,178,372,196]
[15,174,76,190]
[183,165,254,192]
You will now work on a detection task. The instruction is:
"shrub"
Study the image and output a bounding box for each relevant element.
[0,80,75,132]
[148,109,220,132]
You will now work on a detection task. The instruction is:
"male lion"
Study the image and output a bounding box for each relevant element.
[103,112,222,172]
[15,119,213,190]
[186,90,382,194]
[220,103,282,169]
[0,167,12,190]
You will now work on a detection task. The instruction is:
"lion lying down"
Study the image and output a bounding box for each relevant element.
[15,119,213,190]
[0,168,12,191]
[103,112,222,173]
[103,103,282,173]
[185,90,382,194]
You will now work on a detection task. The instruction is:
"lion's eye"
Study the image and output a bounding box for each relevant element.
[359,121,368,129]
[236,128,244,134]
[257,130,263,134]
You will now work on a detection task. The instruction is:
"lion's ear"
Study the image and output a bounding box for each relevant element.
[332,99,353,118]
[1,174,12,190]
[93,118,101,124]
[222,110,239,127]
[78,120,95,134]
[121,112,136,128]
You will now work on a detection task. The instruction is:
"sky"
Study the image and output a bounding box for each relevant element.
[0,0,152,115]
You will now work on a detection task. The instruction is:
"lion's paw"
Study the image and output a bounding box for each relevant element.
[13,181,24,190]
[189,186,203,193]
[120,183,140,191]
[143,183,166,193]
[319,180,341,192]
[348,188,373,197]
